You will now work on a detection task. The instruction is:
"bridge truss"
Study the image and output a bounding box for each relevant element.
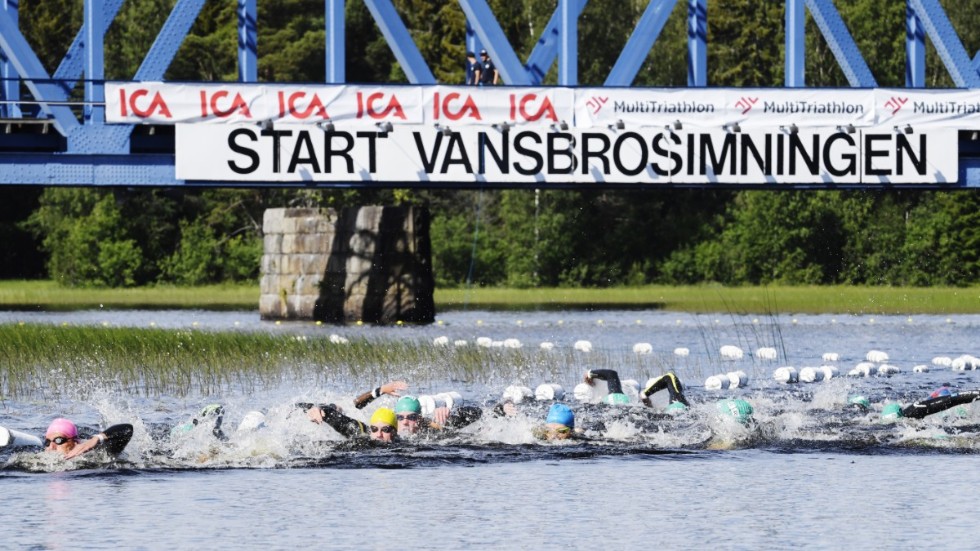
[1,0,979,188]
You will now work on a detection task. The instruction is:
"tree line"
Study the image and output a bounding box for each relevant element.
[4,0,979,287]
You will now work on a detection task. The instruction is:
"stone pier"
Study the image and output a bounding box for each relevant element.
[260,206,434,324]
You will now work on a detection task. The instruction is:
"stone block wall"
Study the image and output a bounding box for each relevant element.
[260,206,434,324]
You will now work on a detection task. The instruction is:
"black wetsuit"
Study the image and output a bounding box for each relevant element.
[642,372,690,406]
[902,390,980,419]
[587,369,625,394]
[588,369,690,407]
[84,424,134,455]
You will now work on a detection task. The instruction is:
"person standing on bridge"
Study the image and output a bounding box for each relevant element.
[478,49,499,86]
[465,51,481,85]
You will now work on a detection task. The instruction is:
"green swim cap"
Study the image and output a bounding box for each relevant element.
[848,395,871,410]
[604,393,630,405]
[665,401,688,413]
[881,402,904,420]
[394,396,422,414]
[717,399,754,423]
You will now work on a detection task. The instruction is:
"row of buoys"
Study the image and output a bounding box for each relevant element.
[774,365,840,383]
[704,370,749,390]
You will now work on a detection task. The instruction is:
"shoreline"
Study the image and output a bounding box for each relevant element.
[0,280,978,315]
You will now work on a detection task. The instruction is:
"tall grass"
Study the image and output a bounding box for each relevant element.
[1,324,664,400]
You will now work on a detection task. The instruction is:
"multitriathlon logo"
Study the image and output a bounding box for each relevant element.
[884,96,908,115]
[735,96,758,114]
[586,96,609,115]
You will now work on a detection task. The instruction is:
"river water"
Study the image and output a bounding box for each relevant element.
[2,308,979,549]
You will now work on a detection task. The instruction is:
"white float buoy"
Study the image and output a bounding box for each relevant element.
[931,356,952,367]
[820,366,839,380]
[799,367,825,383]
[821,352,840,362]
[673,347,690,357]
[704,374,731,390]
[727,370,749,388]
[503,338,522,349]
[865,350,889,363]
[773,366,798,384]
[720,345,744,360]
[433,336,450,347]
[877,364,900,376]
[912,364,929,373]
[534,383,565,401]
[329,334,349,344]
[633,342,653,355]
[476,337,493,348]
[502,385,533,404]
[573,383,594,402]
[574,340,593,352]
[539,341,555,350]
[755,347,777,360]
[453,339,468,347]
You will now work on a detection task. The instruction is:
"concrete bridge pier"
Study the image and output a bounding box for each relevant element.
[260,206,434,325]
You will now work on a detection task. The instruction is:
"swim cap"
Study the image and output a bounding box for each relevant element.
[370,407,398,428]
[717,399,753,423]
[395,396,422,414]
[46,418,78,439]
[930,384,953,398]
[546,403,575,428]
[881,402,904,420]
[665,401,688,413]
[848,395,871,410]
[604,393,630,405]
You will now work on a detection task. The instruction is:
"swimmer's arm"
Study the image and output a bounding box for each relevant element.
[306,403,368,438]
[64,423,133,459]
[354,380,408,409]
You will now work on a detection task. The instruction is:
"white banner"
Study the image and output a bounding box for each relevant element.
[176,124,958,184]
[109,82,980,131]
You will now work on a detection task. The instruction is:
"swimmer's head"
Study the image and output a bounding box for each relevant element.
[848,395,871,411]
[881,402,904,420]
[394,396,422,414]
[546,403,575,429]
[369,408,398,441]
[665,401,688,414]
[717,399,753,423]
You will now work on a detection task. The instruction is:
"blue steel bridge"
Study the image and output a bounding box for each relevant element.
[1,0,979,188]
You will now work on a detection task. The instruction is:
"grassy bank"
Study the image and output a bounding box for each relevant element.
[0,280,258,310]
[436,285,980,315]
[0,280,979,315]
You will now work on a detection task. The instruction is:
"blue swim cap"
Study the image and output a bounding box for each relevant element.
[665,401,688,413]
[717,399,753,423]
[881,402,904,420]
[604,393,630,405]
[395,396,422,413]
[546,403,575,428]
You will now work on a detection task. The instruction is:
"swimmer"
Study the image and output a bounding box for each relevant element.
[390,396,482,437]
[583,369,631,404]
[352,380,482,436]
[882,388,980,420]
[533,403,582,441]
[44,418,134,459]
[641,372,691,408]
[171,404,226,440]
[306,404,399,442]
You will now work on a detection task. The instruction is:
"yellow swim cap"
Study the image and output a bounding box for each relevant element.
[370,407,397,429]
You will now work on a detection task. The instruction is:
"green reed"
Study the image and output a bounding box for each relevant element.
[0,324,669,400]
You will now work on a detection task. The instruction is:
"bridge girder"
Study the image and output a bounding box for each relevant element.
[0,0,978,188]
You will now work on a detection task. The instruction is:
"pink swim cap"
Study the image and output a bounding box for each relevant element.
[45,418,78,439]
